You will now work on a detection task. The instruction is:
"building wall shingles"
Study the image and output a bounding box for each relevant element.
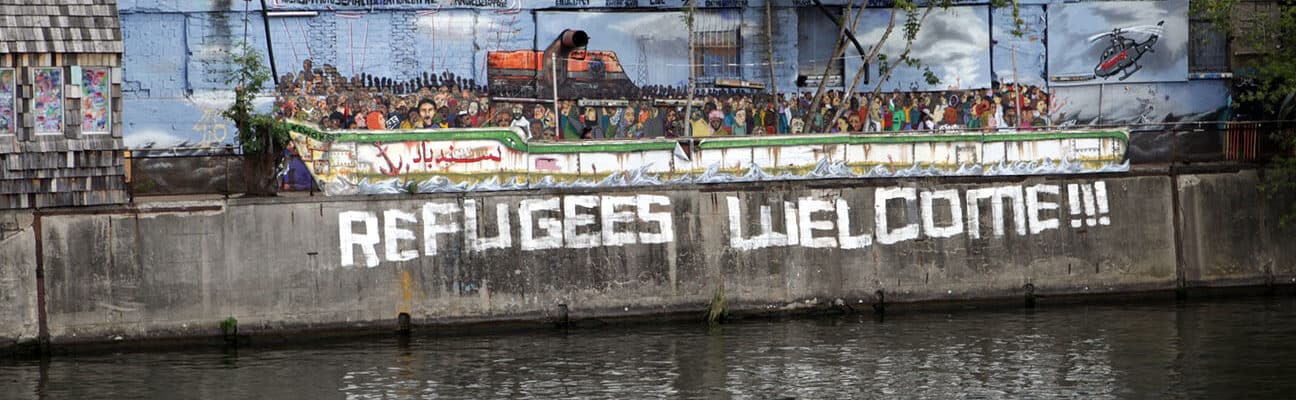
[0,0,122,55]
[0,0,126,209]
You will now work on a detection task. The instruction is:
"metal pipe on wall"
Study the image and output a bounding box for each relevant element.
[259,0,279,85]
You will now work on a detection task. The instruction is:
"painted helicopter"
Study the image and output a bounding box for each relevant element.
[1089,20,1165,81]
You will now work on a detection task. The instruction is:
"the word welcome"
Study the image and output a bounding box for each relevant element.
[726,182,1111,250]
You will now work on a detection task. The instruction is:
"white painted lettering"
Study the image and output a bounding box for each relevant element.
[996,186,1028,236]
[797,197,838,248]
[333,182,1115,262]
[1068,183,1083,228]
[421,202,461,255]
[464,200,512,251]
[835,198,873,249]
[563,195,602,248]
[727,196,760,250]
[339,211,380,268]
[726,196,791,250]
[783,201,800,246]
[965,188,994,239]
[384,210,419,262]
[637,195,674,244]
[520,198,563,251]
[965,186,1026,238]
[601,196,639,246]
[1026,184,1061,234]
[875,187,919,245]
[921,189,964,238]
[1082,183,1098,227]
[1094,181,1111,225]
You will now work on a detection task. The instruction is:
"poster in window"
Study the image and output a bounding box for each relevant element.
[0,69,14,134]
[82,68,110,133]
[34,68,64,133]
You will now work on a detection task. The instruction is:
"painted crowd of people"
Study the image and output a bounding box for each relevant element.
[273,60,1057,141]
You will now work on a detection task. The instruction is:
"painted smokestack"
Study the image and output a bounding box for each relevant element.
[541,29,590,96]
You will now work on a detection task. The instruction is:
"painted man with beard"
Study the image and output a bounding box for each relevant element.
[417,99,437,129]
[510,105,533,139]
[690,110,712,137]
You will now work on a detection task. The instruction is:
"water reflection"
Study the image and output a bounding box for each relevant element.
[3,297,1296,399]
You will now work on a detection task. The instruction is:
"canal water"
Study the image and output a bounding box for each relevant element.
[3,296,1296,399]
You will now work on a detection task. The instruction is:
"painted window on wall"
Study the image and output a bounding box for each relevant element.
[796,8,845,88]
[0,68,14,135]
[81,68,111,134]
[692,10,742,79]
[33,68,64,134]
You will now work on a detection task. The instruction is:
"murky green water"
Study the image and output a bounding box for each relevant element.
[4,296,1296,399]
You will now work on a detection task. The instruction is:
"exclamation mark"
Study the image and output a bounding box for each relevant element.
[1094,181,1111,225]
[1068,183,1083,228]
[1082,184,1098,226]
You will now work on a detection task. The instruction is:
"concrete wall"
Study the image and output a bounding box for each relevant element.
[1,171,1293,349]
[0,211,38,347]
[1178,170,1296,287]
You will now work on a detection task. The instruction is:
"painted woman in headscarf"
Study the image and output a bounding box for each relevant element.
[608,107,624,137]
[614,106,640,139]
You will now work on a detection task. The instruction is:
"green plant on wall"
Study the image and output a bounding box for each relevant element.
[1192,0,1296,226]
[223,42,292,196]
[223,42,281,154]
[220,316,239,337]
[707,281,728,325]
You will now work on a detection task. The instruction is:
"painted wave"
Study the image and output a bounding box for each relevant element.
[321,158,1131,196]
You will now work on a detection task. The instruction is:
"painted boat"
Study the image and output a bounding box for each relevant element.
[286,121,1128,195]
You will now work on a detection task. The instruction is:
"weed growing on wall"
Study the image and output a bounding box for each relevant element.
[224,42,327,195]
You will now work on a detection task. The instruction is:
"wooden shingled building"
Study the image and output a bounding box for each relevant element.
[0,0,126,209]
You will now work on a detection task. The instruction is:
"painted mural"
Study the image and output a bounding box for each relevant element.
[991,5,1046,87]
[117,0,1229,152]
[0,69,13,135]
[275,54,1066,139]
[81,68,112,133]
[849,6,993,92]
[33,68,64,134]
[1047,0,1189,85]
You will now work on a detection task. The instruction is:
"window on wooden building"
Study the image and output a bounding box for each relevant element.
[81,67,111,134]
[0,68,14,135]
[1189,18,1229,73]
[33,67,64,134]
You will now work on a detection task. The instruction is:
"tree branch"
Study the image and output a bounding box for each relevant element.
[870,4,935,98]
[807,1,865,127]
[832,7,898,124]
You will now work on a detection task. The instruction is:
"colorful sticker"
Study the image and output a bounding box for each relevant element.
[33,68,63,133]
[81,68,110,133]
[0,69,13,134]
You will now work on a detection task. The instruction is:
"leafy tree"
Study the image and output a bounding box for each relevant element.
[223,42,292,196]
[1193,0,1296,225]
